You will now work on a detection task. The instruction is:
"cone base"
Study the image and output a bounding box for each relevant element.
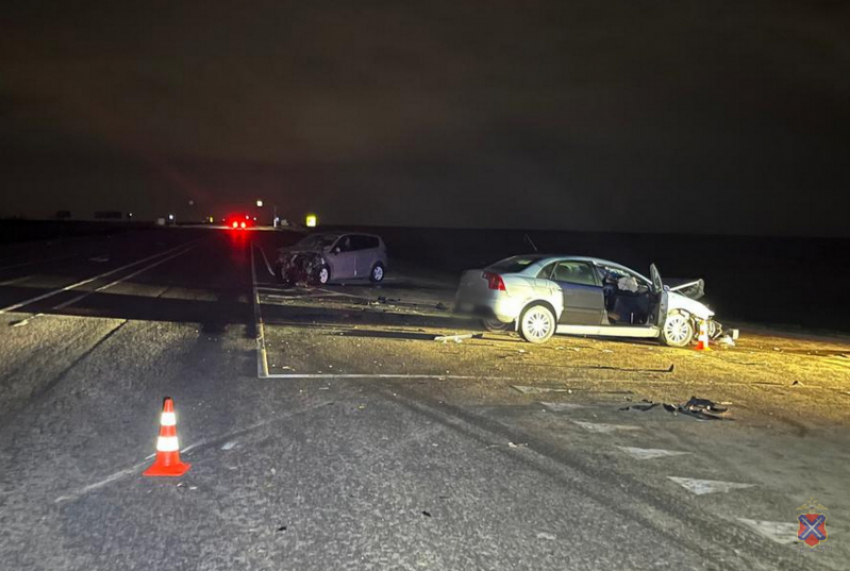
[694,343,712,351]
[143,460,191,477]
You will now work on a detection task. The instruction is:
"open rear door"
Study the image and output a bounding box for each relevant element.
[650,264,668,326]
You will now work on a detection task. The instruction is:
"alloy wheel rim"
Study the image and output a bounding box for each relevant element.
[665,315,689,343]
[319,268,329,283]
[524,309,551,339]
[373,266,383,280]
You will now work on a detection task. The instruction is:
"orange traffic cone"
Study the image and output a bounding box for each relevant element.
[694,320,712,351]
[143,397,191,477]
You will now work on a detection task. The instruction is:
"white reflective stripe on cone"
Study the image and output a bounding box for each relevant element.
[160,412,176,426]
[157,436,180,452]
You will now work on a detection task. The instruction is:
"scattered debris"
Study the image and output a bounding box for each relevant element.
[277,526,288,532]
[507,441,527,449]
[422,511,432,517]
[791,380,802,386]
[435,302,447,310]
[718,335,736,348]
[536,532,557,541]
[434,333,483,343]
[620,396,731,420]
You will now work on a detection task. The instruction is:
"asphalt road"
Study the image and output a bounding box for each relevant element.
[0,227,846,571]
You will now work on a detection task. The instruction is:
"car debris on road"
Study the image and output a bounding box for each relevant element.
[620,396,732,421]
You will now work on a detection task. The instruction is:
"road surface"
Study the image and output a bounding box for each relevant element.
[0,227,846,570]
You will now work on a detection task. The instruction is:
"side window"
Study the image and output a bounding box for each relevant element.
[352,235,378,250]
[552,261,597,286]
[537,263,556,280]
[335,236,353,252]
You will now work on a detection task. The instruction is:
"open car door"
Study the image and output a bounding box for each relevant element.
[650,263,668,326]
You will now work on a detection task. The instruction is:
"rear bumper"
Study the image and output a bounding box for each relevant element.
[454,295,521,323]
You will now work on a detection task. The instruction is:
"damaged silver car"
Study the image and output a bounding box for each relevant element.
[455,255,736,347]
[275,233,388,286]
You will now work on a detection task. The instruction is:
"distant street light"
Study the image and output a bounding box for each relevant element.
[305,214,317,228]
[168,214,174,221]
[256,200,263,207]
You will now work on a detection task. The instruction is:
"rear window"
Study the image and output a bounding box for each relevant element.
[488,255,546,274]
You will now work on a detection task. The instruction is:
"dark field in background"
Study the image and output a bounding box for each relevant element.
[0,220,149,245]
[339,226,849,335]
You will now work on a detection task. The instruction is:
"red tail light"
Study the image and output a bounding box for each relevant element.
[232,221,238,228]
[240,221,246,229]
[483,272,506,291]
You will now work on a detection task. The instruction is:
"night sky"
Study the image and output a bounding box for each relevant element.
[2,1,848,236]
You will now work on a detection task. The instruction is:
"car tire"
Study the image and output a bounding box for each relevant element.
[311,264,330,286]
[661,312,695,347]
[369,262,385,283]
[481,318,513,333]
[519,303,556,344]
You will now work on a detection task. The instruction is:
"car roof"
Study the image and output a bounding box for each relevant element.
[534,256,651,280]
[495,255,649,279]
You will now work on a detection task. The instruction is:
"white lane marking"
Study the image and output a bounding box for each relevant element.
[513,385,570,394]
[256,243,275,277]
[8,245,197,326]
[668,477,755,495]
[251,242,270,378]
[617,446,690,460]
[0,240,199,315]
[736,518,799,545]
[264,373,528,380]
[0,275,33,286]
[540,402,586,411]
[572,421,641,434]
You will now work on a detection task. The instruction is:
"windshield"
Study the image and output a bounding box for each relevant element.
[296,234,338,249]
[487,255,547,274]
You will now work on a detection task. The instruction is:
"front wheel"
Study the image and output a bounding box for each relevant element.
[369,262,385,283]
[661,312,695,347]
[519,304,556,344]
[311,264,330,285]
[275,264,294,286]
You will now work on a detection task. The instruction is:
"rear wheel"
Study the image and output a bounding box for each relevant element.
[661,312,694,347]
[519,304,556,344]
[369,262,385,283]
[482,318,513,333]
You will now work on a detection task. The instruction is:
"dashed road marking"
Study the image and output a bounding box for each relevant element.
[571,421,641,433]
[617,446,690,460]
[0,240,201,315]
[736,518,799,545]
[540,402,586,411]
[513,385,570,394]
[668,477,755,495]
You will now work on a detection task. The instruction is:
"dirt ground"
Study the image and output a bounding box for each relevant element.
[258,276,850,428]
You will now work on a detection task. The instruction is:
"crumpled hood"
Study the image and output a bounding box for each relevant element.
[667,291,714,320]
